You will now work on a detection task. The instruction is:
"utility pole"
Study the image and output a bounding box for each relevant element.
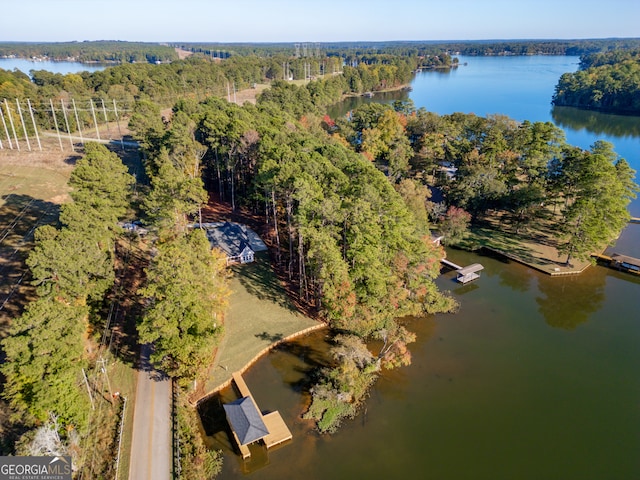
[0,104,12,149]
[82,367,95,410]
[16,99,31,151]
[89,99,100,140]
[27,99,42,151]
[112,99,124,150]
[5,99,20,151]
[71,98,83,145]
[60,99,74,151]
[100,99,112,140]
[98,357,114,405]
[50,99,63,151]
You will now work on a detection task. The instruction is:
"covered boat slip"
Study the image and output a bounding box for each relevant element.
[224,372,292,459]
[440,258,485,284]
[609,253,640,274]
[456,263,485,284]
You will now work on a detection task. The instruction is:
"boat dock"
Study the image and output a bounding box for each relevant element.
[593,252,640,275]
[224,372,292,459]
[440,259,485,284]
[630,217,640,224]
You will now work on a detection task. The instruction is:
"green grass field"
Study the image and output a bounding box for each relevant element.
[459,213,593,275]
[200,252,321,398]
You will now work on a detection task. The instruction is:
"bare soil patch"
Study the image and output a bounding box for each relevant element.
[174,47,193,60]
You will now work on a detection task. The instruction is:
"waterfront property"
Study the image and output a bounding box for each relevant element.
[198,222,267,265]
[224,372,292,459]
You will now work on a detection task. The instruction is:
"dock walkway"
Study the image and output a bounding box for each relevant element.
[440,258,484,284]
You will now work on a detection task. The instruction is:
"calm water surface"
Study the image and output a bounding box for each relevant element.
[0,58,107,75]
[205,56,640,479]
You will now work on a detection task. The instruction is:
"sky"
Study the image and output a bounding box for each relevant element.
[3,0,639,43]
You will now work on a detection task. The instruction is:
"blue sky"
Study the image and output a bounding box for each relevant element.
[3,0,639,43]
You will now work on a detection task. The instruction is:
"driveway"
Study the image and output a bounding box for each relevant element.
[128,344,172,480]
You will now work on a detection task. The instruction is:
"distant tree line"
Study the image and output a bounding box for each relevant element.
[553,49,640,114]
[2,38,638,71]
[175,38,640,58]
[0,41,178,63]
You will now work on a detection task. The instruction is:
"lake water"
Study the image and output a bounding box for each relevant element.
[0,58,107,75]
[205,56,640,479]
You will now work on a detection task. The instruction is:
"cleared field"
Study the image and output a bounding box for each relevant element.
[0,146,76,329]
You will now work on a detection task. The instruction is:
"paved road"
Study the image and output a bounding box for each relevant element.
[128,344,172,480]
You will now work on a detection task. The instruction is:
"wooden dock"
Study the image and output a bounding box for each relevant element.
[441,258,463,270]
[609,253,640,275]
[228,372,292,458]
[593,252,640,275]
[630,217,640,224]
[440,259,484,284]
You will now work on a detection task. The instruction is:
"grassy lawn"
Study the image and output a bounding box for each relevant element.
[200,252,321,398]
[109,359,137,480]
[458,212,593,275]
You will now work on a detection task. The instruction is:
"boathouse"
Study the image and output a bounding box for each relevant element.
[223,397,270,446]
[456,263,484,284]
[224,372,292,458]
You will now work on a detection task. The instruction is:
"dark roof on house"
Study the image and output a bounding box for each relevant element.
[201,222,267,257]
[223,397,269,445]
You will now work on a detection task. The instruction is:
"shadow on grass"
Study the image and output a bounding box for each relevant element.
[233,252,295,312]
[0,194,60,327]
[255,331,284,342]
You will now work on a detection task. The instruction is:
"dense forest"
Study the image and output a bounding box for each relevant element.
[552,49,640,114]
[3,38,639,66]
[1,144,137,476]
[129,78,636,428]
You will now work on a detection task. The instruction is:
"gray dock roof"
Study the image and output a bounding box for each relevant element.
[223,396,269,445]
[457,263,484,275]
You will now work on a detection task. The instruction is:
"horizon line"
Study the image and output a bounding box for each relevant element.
[1,37,639,45]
